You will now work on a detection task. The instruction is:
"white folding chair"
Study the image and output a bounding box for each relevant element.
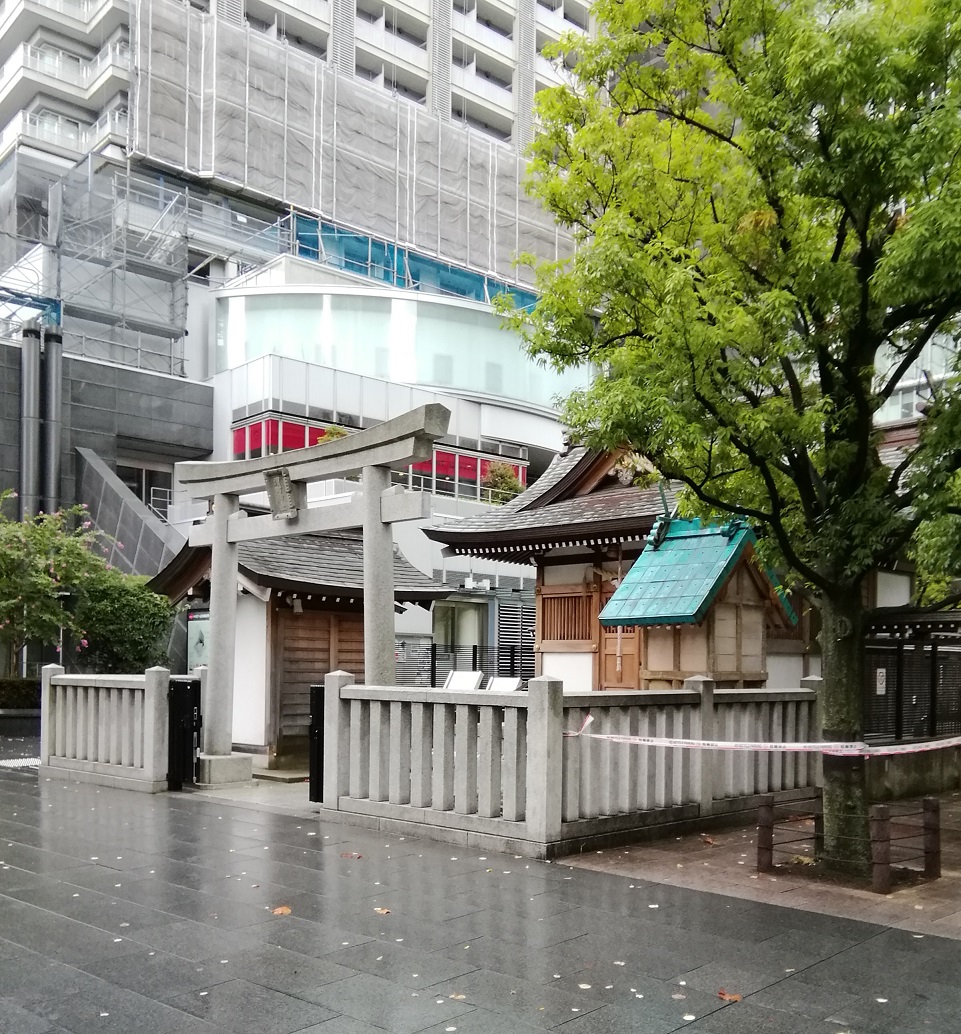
[441,670,485,691]
[486,676,523,692]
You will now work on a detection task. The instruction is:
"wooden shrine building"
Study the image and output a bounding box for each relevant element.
[150,529,446,766]
[427,447,800,692]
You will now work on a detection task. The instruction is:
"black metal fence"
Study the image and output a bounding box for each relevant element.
[394,643,535,688]
[863,616,961,743]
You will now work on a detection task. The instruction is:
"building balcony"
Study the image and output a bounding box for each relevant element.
[0,42,129,124]
[0,106,127,162]
[354,17,430,76]
[451,63,513,118]
[451,10,514,64]
[534,1,588,41]
[0,0,128,65]
[535,53,564,87]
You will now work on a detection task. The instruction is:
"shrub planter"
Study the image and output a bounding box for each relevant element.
[0,678,41,738]
[0,709,41,737]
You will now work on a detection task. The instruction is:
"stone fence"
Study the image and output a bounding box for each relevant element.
[40,664,169,792]
[322,672,820,857]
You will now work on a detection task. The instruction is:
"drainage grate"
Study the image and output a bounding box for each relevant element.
[0,757,40,769]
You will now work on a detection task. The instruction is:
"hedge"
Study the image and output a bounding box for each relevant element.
[0,678,41,709]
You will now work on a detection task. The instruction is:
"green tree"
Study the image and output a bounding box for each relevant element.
[73,568,172,674]
[0,491,106,674]
[508,0,961,867]
[482,460,524,503]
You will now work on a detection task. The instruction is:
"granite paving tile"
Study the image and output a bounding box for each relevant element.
[0,957,110,1004]
[299,972,474,1034]
[428,967,607,1029]
[78,950,230,1001]
[417,1007,547,1034]
[0,902,148,965]
[194,945,357,994]
[0,938,32,962]
[0,999,63,1034]
[325,940,477,990]
[169,979,336,1034]
[26,984,203,1034]
[288,1018,401,1034]
[0,863,45,894]
[682,999,867,1033]
[5,881,187,934]
[248,916,374,957]
[129,920,269,962]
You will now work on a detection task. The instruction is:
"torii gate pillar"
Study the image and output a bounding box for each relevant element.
[177,404,450,786]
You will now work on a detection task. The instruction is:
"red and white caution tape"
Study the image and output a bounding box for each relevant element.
[562,714,961,757]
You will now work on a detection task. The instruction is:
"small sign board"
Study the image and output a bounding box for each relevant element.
[187,610,210,671]
[875,668,887,696]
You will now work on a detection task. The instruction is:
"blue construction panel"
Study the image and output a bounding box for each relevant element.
[599,518,796,628]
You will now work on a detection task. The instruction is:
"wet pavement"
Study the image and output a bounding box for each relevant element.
[2,760,961,1032]
[570,791,961,941]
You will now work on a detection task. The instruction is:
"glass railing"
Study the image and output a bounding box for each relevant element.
[1,43,128,88]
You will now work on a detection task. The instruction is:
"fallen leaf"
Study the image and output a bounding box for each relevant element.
[449,993,467,1001]
[271,905,292,915]
[700,835,715,846]
[717,988,742,1003]
[341,852,363,859]
[374,907,391,915]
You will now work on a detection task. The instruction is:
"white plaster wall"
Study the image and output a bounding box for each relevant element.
[766,653,805,689]
[232,594,268,746]
[541,652,594,692]
[876,571,912,607]
[543,564,593,586]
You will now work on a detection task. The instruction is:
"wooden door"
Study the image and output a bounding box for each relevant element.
[599,589,640,689]
[276,610,365,744]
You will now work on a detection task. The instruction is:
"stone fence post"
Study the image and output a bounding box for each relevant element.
[526,676,564,848]
[142,667,170,785]
[685,675,716,815]
[323,670,353,810]
[40,663,64,766]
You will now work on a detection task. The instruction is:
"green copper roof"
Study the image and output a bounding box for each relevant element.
[599,517,797,628]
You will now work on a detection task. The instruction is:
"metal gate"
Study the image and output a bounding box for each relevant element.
[308,683,323,803]
[168,676,202,790]
[864,614,961,743]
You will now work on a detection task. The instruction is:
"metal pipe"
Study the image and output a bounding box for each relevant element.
[42,326,63,515]
[19,320,42,519]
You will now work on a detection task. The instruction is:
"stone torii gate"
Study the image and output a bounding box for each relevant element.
[176,404,451,785]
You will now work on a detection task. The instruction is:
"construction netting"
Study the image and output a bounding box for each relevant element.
[131,0,566,286]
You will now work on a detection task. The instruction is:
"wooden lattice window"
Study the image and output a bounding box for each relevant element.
[541,591,593,642]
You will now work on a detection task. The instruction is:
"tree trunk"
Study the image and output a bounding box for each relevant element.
[818,590,871,872]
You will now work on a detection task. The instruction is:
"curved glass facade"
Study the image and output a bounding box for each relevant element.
[214,287,587,411]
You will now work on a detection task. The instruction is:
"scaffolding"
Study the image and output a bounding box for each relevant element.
[0,150,189,372]
[49,155,188,374]
[131,0,566,287]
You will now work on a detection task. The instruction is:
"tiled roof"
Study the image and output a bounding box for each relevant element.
[150,531,448,601]
[238,531,446,599]
[599,518,796,627]
[426,447,674,546]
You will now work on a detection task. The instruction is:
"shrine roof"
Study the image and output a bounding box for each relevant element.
[425,448,677,557]
[149,529,447,603]
[599,518,797,628]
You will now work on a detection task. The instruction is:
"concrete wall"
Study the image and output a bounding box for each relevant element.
[867,745,961,801]
[0,342,214,505]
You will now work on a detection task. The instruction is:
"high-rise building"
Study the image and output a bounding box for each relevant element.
[0,0,598,685]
